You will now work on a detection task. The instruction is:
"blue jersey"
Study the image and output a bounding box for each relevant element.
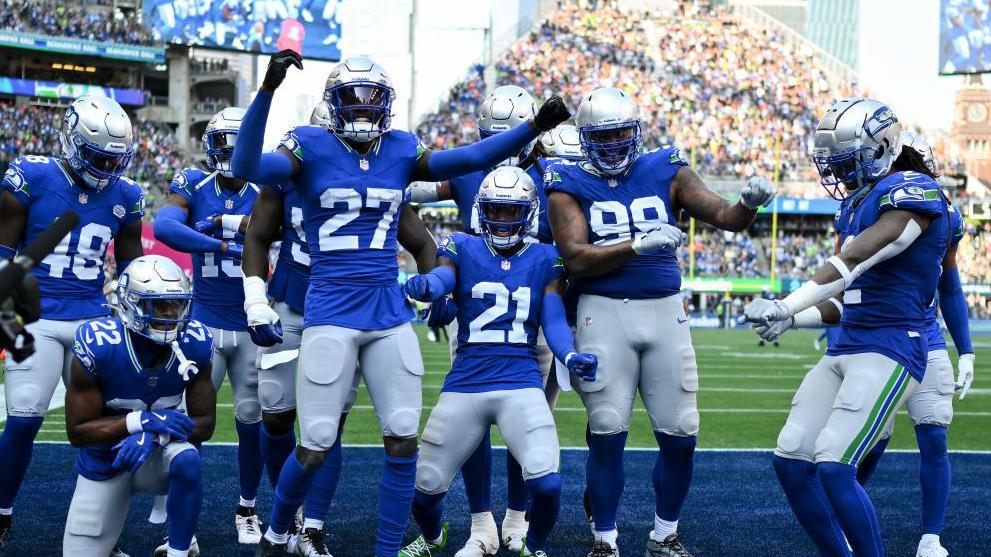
[279,126,422,330]
[828,171,950,380]
[449,162,553,244]
[267,181,310,314]
[438,233,565,393]
[1,155,145,320]
[71,318,213,481]
[169,168,259,331]
[543,147,687,299]
[925,203,966,351]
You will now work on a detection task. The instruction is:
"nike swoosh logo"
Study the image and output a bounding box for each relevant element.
[152,412,167,420]
[136,435,146,446]
[677,318,688,324]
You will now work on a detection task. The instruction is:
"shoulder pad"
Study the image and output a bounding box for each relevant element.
[179,320,215,364]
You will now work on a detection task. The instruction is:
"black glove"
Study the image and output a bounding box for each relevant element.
[261,49,303,93]
[534,96,571,132]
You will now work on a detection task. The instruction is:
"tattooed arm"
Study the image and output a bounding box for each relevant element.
[548,191,637,278]
[671,166,757,232]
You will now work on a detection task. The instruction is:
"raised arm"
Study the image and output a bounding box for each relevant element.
[397,204,437,274]
[184,363,217,444]
[671,167,772,232]
[407,181,452,204]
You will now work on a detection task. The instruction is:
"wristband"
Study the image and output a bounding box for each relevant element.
[126,411,143,434]
[221,214,243,235]
[243,276,269,312]
[792,307,823,328]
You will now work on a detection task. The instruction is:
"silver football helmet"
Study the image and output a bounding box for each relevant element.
[117,255,193,345]
[59,95,134,191]
[576,87,642,175]
[324,56,395,142]
[474,166,538,249]
[478,85,538,166]
[900,130,937,176]
[540,124,582,160]
[813,97,902,199]
[310,101,332,128]
[202,107,245,178]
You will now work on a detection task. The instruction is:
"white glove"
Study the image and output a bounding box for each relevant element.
[740,176,776,209]
[246,302,280,327]
[956,353,975,400]
[753,317,794,342]
[631,224,687,254]
[743,298,790,326]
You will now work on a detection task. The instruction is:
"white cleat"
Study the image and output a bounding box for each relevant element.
[236,510,264,544]
[290,526,334,556]
[455,512,499,557]
[153,536,201,557]
[916,536,949,557]
[501,509,529,554]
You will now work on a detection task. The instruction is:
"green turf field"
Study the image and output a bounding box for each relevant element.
[14,327,991,450]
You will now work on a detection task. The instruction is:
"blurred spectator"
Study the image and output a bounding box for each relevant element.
[0,0,157,45]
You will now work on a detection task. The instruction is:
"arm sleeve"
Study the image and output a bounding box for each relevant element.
[424,122,542,181]
[938,265,973,354]
[540,291,576,363]
[153,204,223,254]
[0,244,14,260]
[231,91,295,185]
[419,266,456,303]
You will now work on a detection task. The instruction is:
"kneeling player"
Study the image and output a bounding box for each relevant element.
[62,256,216,557]
[399,166,598,557]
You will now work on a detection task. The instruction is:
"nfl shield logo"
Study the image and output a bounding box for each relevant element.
[608,179,618,188]
[148,376,159,387]
[225,199,234,210]
[359,159,370,171]
[78,193,88,204]
[501,260,511,271]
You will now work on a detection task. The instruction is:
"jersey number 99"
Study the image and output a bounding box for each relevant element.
[589,196,669,245]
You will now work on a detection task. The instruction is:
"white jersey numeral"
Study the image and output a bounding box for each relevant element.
[317,187,403,251]
[43,223,113,280]
[588,195,669,245]
[467,282,531,344]
[202,252,242,278]
[290,206,310,266]
[90,320,122,345]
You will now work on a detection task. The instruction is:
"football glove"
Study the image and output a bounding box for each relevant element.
[631,224,686,254]
[743,298,790,326]
[194,214,220,235]
[113,432,159,473]
[534,96,571,132]
[261,49,303,93]
[753,317,794,342]
[222,241,243,259]
[423,297,457,329]
[246,302,284,347]
[403,274,432,302]
[565,352,598,382]
[956,353,975,400]
[132,410,195,442]
[740,176,776,210]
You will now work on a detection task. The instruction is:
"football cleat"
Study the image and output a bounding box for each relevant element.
[399,522,449,557]
[0,514,10,551]
[454,512,499,557]
[290,527,333,556]
[501,509,528,553]
[256,536,288,556]
[645,533,693,557]
[589,541,619,557]
[109,543,130,557]
[237,508,264,544]
[153,536,201,557]
[916,537,949,557]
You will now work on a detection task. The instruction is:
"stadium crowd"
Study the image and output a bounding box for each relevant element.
[0,0,157,45]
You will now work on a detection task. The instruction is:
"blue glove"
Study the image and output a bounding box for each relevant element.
[137,410,195,441]
[248,320,284,348]
[223,241,243,259]
[113,432,159,473]
[566,352,598,382]
[194,214,220,235]
[423,297,457,328]
[403,274,431,302]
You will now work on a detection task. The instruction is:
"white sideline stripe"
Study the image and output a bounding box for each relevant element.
[31,439,991,455]
[0,383,67,422]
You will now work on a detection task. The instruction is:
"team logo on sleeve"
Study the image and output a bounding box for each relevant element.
[279,132,303,160]
[543,169,561,185]
[439,236,456,253]
[668,147,688,165]
[3,166,28,196]
[72,340,94,372]
[890,184,926,205]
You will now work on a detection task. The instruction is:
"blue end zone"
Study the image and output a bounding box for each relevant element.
[10,444,991,556]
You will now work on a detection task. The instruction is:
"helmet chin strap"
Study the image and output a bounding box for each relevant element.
[170,340,198,382]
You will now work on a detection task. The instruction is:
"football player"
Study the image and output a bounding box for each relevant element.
[398,166,597,557]
[62,255,215,557]
[244,102,360,557]
[753,130,972,557]
[407,85,563,556]
[153,107,265,543]
[545,87,774,557]
[232,51,569,557]
[0,95,145,551]
[744,98,950,557]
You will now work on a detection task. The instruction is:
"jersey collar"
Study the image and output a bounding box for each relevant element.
[333,133,383,158]
[485,240,532,259]
[211,171,251,198]
[124,330,177,374]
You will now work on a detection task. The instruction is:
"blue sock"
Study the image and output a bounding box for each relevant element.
[524,473,562,552]
[167,450,203,551]
[653,432,696,521]
[506,451,528,512]
[772,456,850,557]
[819,461,883,557]
[377,453,417,557]
[260,422,296,489]
[411,490,446,543]
[0,416,43,509]
[856,436,890,486]
[915,424,950,535]
[235,419,263,502]
[460,429,492,513]
[586,431,627,532]
[303,435,343,522]
[270,453,318,535]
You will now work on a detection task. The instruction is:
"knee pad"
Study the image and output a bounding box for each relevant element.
[414,461,449,495]
[914,399,953,428]
[525,471,562,498]
[776,422,813,460]
[383,409,420,439]
[675,407,700,437]
[258,377,292,412]
[235,398,262,424]
[587,407,626,436]
[302,417,340,451]
[169,449,202,486]
[522,446,557,480]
